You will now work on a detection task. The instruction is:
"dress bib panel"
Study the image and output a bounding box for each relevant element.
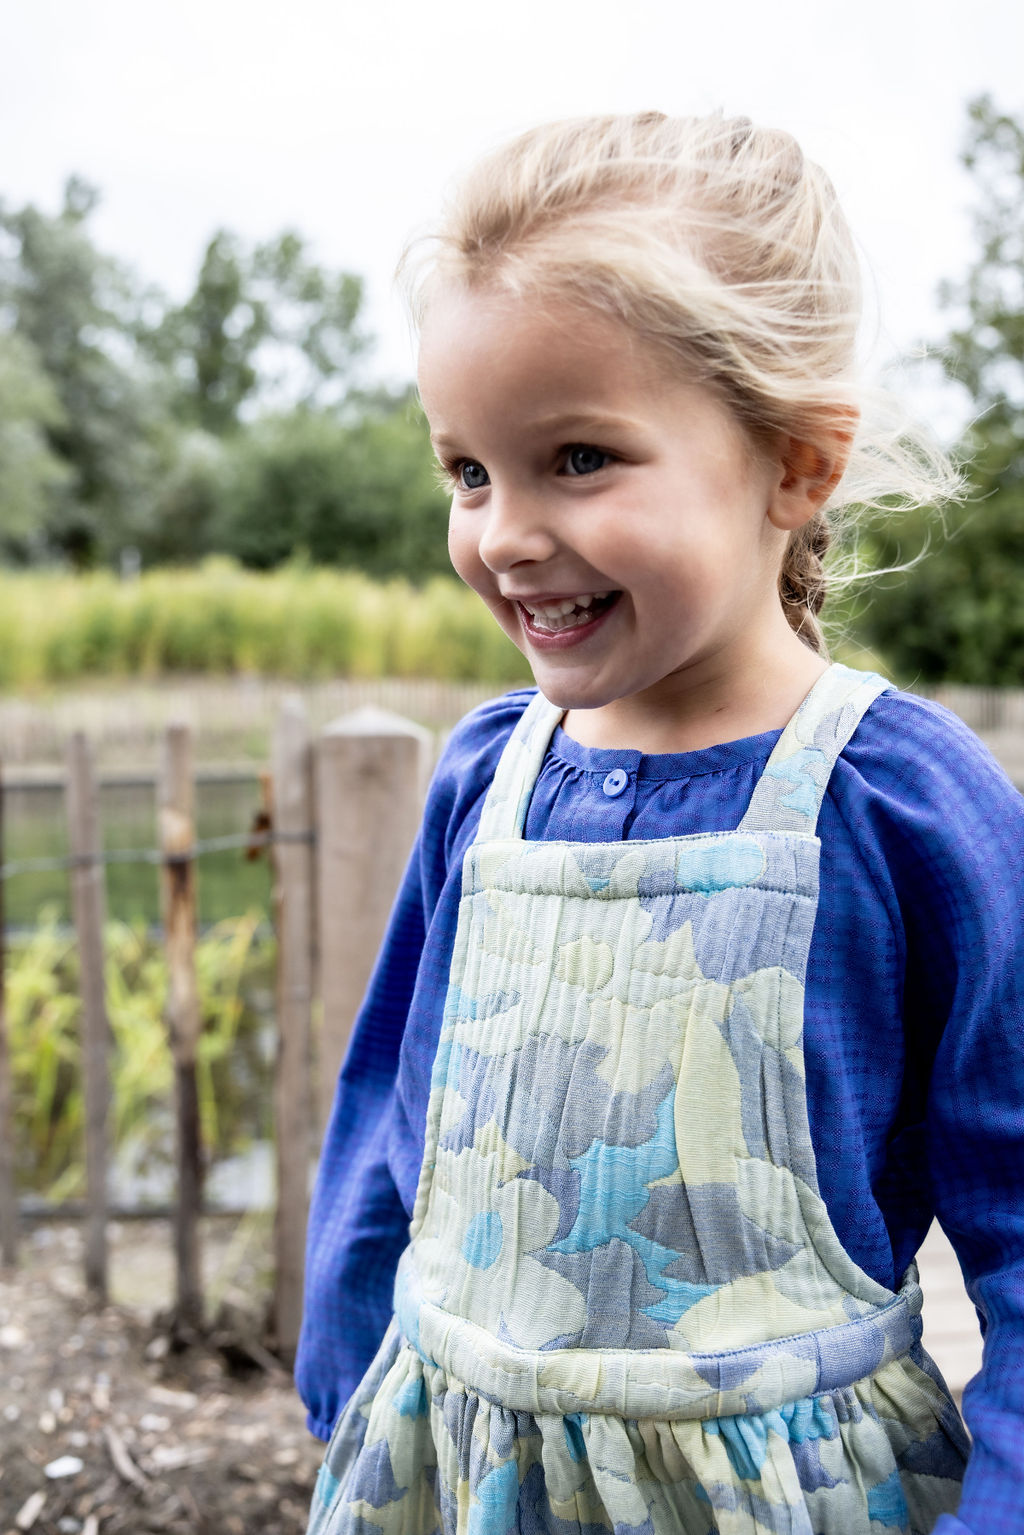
[309,665,969,1535]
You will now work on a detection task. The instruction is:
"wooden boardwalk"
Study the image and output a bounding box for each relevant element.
[918,1221,983,1406]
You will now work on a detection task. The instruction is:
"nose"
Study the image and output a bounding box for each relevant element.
[475,487,558,573]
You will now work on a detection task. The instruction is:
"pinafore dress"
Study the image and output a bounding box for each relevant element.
[308,664,969,1535]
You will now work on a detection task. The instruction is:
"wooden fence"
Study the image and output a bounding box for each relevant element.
[0,698,432,1365]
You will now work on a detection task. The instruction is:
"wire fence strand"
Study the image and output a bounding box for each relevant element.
[0,828,315,882]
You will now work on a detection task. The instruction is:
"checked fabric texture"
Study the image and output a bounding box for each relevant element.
[308,665,969,1535]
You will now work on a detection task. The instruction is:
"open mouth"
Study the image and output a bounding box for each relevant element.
[517,592,621,635]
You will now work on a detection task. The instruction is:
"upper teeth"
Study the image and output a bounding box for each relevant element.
[521,593,608,620]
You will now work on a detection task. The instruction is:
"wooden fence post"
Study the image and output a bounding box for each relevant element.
[314,708,430,1137]
[0,759,17,1268]
[66,733,111,1299]
[270,696,315,1363]
[158,723,203,1327]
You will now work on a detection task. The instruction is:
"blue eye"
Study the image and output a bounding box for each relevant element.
[457,461,489,490]
[564,446,609,476]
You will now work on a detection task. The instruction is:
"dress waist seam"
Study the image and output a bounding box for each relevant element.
[402,1283,922,1421]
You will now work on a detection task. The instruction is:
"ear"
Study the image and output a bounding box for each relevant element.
[767,422,855,532]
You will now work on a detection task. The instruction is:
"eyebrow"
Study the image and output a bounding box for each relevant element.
[529,411,644,435]
[430,412,643,450]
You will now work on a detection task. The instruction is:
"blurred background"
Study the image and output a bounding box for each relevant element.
[1,0,1023,690]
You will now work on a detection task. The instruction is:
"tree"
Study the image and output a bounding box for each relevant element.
[156,230,369,435]
[215,389,451,579]
[938,97,1024,435]
[136,429,230,565]
[0,177,162,564]
[857,97,1024,683]
[0,182,374,567]
[0,331,71,555]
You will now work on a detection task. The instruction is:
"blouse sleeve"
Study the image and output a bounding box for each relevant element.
[294,691,533,1441]
[295,840,429,1440]
[884,702,1024,1534]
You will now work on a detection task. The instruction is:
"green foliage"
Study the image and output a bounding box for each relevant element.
[164,232,265,435]
[855,493,1024,686]
[0,176,454,580]
[216,394,450,575]
[0,332,71,549]
[0,177,165,564]
[7,914,273,1201]
[0,180,377,569]
[938,96,1024,427]
[856,97,1024,683]
[137,429,230,564]
[0,563,530,688]
[154,229,368,434]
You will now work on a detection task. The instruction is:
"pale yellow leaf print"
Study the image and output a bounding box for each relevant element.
[732,966,805,1053]
[555,933,615,992]
[589,995,686,1094]
[633,920,703,982]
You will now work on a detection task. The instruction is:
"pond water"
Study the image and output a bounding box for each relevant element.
[3,775,273,929]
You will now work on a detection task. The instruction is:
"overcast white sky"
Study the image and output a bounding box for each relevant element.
[3,0,1023,411]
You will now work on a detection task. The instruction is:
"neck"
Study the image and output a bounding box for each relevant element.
[563,632,829,755]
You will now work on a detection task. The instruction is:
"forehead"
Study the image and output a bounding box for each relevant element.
[416,282,675,431]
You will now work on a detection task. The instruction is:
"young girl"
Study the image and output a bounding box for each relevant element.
[297,113,1024,1534]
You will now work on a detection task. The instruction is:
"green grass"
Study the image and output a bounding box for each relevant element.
[0,561,531,688]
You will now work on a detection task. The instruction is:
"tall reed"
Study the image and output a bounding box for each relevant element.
[0,562,530,688]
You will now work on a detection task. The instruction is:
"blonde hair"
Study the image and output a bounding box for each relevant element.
[401,111,959,654]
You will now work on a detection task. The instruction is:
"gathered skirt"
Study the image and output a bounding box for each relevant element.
[308,1317,968,1535]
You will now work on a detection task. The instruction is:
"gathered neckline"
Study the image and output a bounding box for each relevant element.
[549,722,784,782]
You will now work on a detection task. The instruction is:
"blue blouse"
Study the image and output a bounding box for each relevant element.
[297,686,1024,1533]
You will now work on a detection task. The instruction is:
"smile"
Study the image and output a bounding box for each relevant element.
[516,592,619,634]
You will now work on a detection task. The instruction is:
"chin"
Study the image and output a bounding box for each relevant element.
[529,674,616,712]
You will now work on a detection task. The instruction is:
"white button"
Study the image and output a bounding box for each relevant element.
[602,769,629,798]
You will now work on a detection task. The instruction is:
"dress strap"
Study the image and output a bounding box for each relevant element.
[475,691,564,843]
[739,663,890,835]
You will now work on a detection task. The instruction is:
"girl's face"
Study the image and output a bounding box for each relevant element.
[418,284,822,749]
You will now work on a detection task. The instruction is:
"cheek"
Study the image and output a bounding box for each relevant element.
[448,512,490,596]
[447,512,472,581]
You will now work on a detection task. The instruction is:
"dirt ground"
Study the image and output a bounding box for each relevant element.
[0,1219,324,1535]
